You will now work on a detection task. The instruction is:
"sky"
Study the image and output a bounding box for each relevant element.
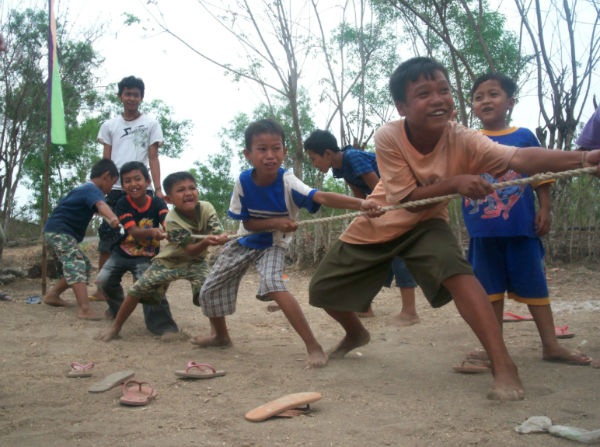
[3,0,600,206]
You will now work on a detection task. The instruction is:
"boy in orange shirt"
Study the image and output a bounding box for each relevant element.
[309,57,600,400]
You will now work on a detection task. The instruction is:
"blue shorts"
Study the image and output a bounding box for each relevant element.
[468,236,549,305]
[383,257,417,288]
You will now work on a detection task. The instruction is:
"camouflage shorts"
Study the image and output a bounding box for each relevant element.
[129,259,209,306]
[44,232,91,285]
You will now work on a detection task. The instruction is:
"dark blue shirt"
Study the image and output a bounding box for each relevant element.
[44,182,106,242]
[332,147,379,195]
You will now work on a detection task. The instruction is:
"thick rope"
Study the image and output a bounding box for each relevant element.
[190,166,597,240]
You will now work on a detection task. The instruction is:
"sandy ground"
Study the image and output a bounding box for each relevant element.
[0,244,599,447]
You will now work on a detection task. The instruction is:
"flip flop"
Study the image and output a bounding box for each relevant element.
[88,294,106,302]
[88,370,135,393]
[174,362,226,379]
[0,293,12,301]
[452,360,491,374]
[67,361,94,378]
[245,392,322,422]
[555,325,575,339]
[119,380,157,406]
[503,312,533,322]
[25,295,41,304]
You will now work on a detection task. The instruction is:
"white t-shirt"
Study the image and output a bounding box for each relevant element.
[97,114,164,189]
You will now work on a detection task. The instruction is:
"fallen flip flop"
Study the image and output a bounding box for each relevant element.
[25,295,41,304]
[88,370,135,393]
[88,294,106,302]
[452,359,491,374]
[555,325,575,339]
[119,380,157,406]
[503,312,533,322]
[67,361,94,378]
[174,361,226,379]
[245,392,322,422]
[0,293,12,301]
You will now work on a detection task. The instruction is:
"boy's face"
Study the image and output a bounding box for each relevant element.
[121,169,150,200]
[306,150,333,173]
[472,79,515,130]
[244,132,287,178]
[118,87,143,114]
[99,172,119,194]
[165,178,198,214]
[395,70,454,139]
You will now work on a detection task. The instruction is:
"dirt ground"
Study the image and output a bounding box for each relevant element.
[0,244,599,447]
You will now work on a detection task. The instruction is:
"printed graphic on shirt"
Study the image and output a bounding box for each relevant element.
[464,171,525,221]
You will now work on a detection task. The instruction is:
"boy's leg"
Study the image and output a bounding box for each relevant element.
[445,274,524,400]
[96,253,127,318]
[325,309,370,359]
[269,291,327,367]
[191,316,232,347]
[389,286,419,326]
[131,259,178,335]
[96,294,141,341]
[43,277,69,307]
[528,303,590,363]
[71,282,102,320]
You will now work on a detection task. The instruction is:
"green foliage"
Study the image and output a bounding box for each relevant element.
[190,147,235,218]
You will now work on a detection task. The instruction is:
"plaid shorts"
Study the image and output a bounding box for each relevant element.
[128,258,209,305]
[199,241,287,317]
[44,232,91,285]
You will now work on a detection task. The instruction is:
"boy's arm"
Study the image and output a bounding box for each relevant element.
[102,143,112,159]
[360,171,380,192]
[244,217,298,233]
[508,147,600,175]
[312,190,382,215]
[95,201,119,227]
[348,183,366,199]
[148,142,164,199]
[534,183,551,236]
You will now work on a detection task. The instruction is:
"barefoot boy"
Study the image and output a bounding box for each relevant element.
[458,73,590,368]
[308,57,600,399]
[304,129,420,326]
[97,172,228,341]
[43,159,120,320]
[196,119,382,368]
[96,161,178,335]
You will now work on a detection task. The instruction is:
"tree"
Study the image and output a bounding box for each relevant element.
[0,8,103,235]
[514,0,600,150]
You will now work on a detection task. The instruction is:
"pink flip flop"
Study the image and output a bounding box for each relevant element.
[174,361,226,379]
[67,361,94,378]
[555,325,575,339]
[503,312,533,322]
[119,380,157,406]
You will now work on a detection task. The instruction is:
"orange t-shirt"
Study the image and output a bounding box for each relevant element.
[340,120,518,245]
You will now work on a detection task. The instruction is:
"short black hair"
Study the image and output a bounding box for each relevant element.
[470,72,517,99]
[303,129,340,155]
[389,57,450,103]
[163,171,196,195]
[244,119,285,151]
[120,161,149,184]
[90,158,118,179]
[118,75,145,97]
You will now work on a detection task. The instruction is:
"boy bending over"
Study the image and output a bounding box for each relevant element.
[308,57,600,400]
[43,159,120,320]
[97,172,228,341]
[196,119,381,368]
[459,73,590,367]
[96,161,178,336]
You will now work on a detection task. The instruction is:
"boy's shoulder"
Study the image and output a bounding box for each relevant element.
[481,126,539,147]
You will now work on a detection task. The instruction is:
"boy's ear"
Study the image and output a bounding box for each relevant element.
[163,194,173,204]
[507,96,516,111]
[243,148,251,161]
[395,101,407,117]
[283,146,288,157]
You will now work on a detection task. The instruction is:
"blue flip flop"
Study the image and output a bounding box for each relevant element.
[25,295,41,304]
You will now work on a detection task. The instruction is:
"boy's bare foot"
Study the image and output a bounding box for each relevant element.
[77,309,103,320]
[356,307,374,318]
[95,326,120,342]
[387,311,420,327]
[542,345,591,365]
[306,346,328,368]
[591,358,600,368]
[190,334,232,348]
[43,294,69,307]
[329,329,370,359]
[266,303,281,312]
[486,365,525,401]
[467,349,489,361]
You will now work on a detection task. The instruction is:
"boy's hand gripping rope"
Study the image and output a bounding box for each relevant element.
[189,166,597,240]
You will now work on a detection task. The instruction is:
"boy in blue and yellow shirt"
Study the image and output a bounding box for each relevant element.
[462,72,590,366]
